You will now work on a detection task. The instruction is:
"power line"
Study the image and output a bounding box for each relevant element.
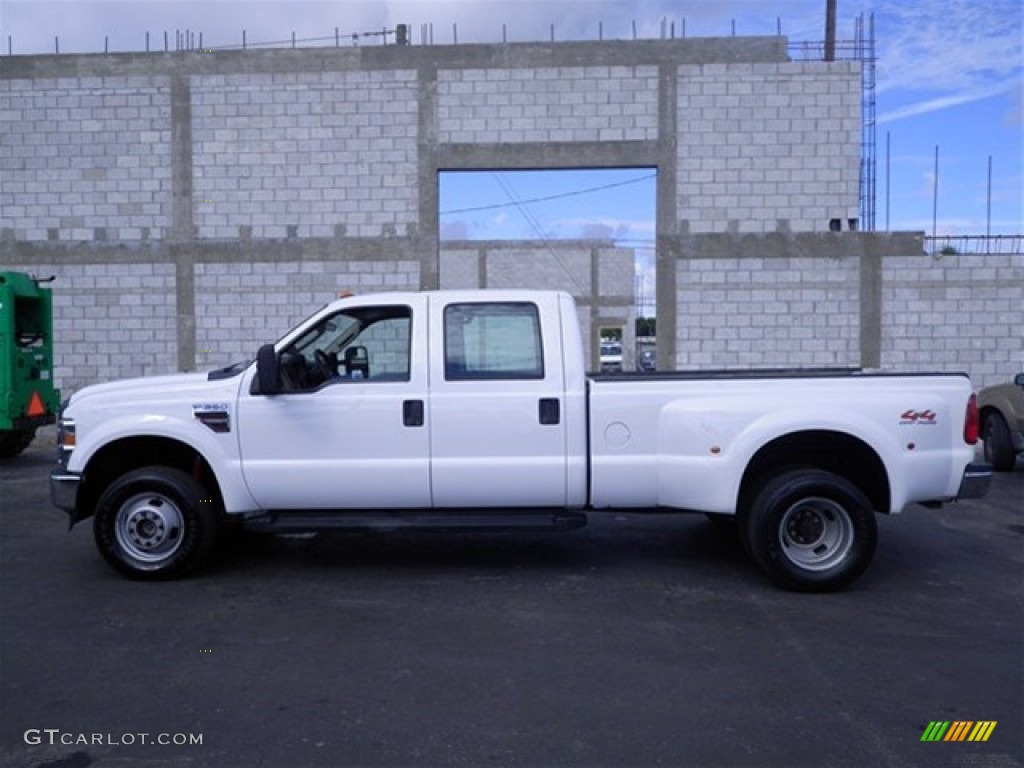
[489,172,589,296]
[440,172,657,216]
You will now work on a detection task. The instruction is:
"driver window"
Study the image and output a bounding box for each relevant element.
[278,305,412,392]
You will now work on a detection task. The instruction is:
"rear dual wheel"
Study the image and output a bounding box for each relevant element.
[741,469,877,592]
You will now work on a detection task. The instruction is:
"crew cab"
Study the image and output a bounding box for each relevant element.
[51,290,991,591]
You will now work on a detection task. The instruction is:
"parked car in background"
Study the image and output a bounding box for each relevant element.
[599,340,623,373]
[636,340,657,372]
[978,373,1024,470]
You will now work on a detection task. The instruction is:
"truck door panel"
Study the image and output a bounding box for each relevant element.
[237,298,430,510]
[428,298,568,508]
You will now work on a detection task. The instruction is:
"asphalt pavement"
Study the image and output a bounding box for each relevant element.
[1,429,1021,768]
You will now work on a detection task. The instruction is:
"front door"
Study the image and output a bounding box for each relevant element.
[237,297,430,510]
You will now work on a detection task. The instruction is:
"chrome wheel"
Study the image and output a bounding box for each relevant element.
[777,497,854,571]
[115,493,185,564]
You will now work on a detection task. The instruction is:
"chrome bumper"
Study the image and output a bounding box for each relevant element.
[957,463,992,500]
[50,469,81,513]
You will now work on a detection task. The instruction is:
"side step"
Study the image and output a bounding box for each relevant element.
[241,509,588,534]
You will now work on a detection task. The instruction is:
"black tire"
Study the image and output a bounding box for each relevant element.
[93,466,221,579]
[983,413,1016,471]
[742,469,877,592]
[0,428,35,459]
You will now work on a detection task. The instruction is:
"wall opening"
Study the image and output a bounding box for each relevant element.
[438,168,656,371]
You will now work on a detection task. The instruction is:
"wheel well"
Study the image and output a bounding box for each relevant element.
[739,430,890,514]
[77,437,224,521]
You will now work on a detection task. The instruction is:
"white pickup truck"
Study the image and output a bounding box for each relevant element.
[51,290,990,591]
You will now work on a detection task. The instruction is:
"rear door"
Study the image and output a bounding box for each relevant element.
[427,295,569,508]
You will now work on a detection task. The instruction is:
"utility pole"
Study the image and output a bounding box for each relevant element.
[932,145,939,241]
[986,155,992,238]
[825,0,837,61]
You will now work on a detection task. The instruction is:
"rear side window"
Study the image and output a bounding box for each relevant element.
[444,302,544,380]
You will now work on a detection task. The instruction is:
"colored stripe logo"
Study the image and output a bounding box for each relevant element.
[921,721,997,742]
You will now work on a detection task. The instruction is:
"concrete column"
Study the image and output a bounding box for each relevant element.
[590,244,601,365]
[655,63,678,371]
[859,232,921,370]
[477,247,488,289]
[418,65,440,290]
[859,241,882,369]
[170,74,196,371]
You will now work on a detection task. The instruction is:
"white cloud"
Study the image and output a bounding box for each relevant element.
[878,76,1021,123]
[440,219,469,240]
[872,0,1023,97]
[892,215,1022,237]
[581,222,615,239]
[557,217,656,241]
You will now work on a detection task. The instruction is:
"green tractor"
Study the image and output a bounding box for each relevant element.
[0,272,60,459]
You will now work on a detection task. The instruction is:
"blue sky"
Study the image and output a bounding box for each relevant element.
[3,0,1022,243]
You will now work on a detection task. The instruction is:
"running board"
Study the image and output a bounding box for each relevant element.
[242,509,588,534]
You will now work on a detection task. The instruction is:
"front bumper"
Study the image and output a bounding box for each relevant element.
[957,462,992,500]
[50,469,81,513]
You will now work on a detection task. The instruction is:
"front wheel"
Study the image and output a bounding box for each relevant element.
[741,469,877,592]
[94,467,220,579]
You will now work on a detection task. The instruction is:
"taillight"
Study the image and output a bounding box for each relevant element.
[964,394,979,445]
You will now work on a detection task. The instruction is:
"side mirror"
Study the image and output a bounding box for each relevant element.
[255,343,281,395]
[1014,373,1024,388]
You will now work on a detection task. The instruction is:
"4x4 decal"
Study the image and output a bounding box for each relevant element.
[900,409,937,425]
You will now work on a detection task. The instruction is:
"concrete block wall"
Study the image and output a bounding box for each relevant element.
[8,40,1008,388]
[670,235,1021,388]
[676,255,860,368]
[484,247,591,294]
[881,251,1023,388]
[192,71,419,240]
[7,245,1016,394]
[437,248,480,290]
[194,259,420,369]
[677,61,861,235]
[440,240,636,369]
[438,66,659,144]
[0,76,172,241]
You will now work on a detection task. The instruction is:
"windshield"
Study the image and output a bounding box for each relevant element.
[289,314,363,365]
[601,342,622,356]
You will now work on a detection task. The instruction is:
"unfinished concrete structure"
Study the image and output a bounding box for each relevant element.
[2,38,1018,393]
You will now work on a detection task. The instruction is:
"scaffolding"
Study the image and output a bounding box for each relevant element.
[856,14,877,232]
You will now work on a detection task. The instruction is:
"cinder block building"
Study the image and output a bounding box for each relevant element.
[1,36,1019,391]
